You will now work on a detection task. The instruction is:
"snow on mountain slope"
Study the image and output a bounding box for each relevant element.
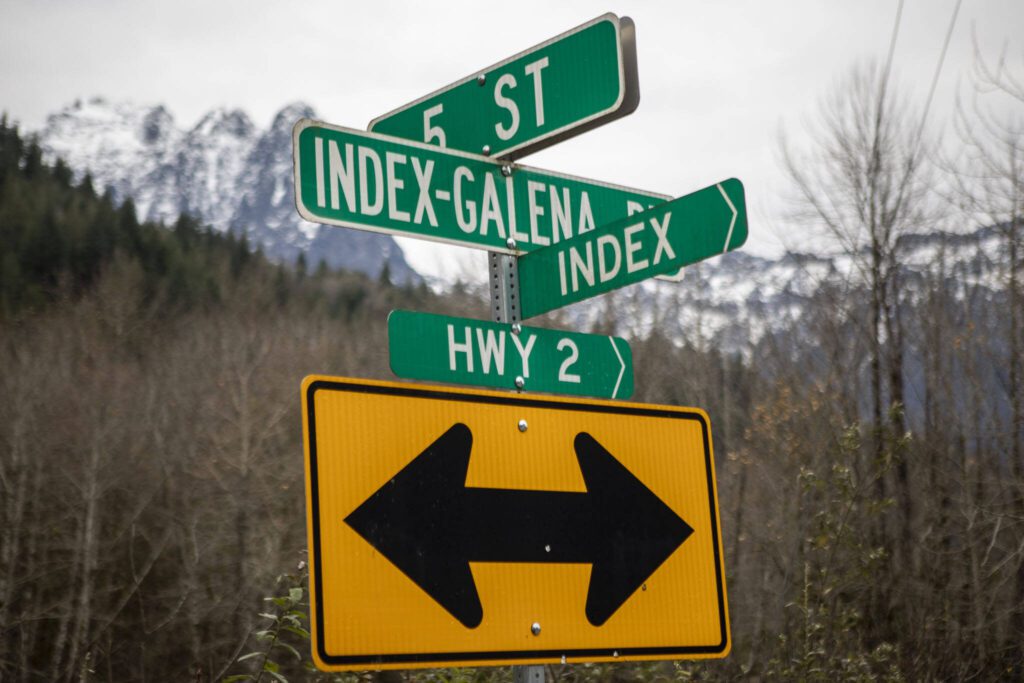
[41,98,180,220]
[174,107,256,229]
[551,224,1011,356]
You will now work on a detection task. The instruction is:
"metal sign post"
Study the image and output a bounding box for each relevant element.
[487,247,544,683]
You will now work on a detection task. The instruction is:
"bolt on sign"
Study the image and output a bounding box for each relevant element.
[292,120,668,255]
[388,310,634,399]
[302,377,730,671]
[369,13,639,161]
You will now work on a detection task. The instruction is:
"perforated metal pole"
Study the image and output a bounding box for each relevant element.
[513,663,545,683]
[488,249,543,683]
[489,250,520,325]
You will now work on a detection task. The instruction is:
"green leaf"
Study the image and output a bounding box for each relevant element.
[263,659,280,673]
[275,640,302,661]
[289,587,303,603]
[222,676,252,682]
[264,671,288,683]
[238,652,262,662]
[283,625,311,640]
[259,612,278,621]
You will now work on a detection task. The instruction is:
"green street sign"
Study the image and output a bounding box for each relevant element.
[368,14,638,161]
[293,119,668,254]
[388,310,633,399]
[518,179,748,319]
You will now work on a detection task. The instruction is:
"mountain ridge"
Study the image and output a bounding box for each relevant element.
[37,97,418,284]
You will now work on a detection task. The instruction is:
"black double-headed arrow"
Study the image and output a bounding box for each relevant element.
[344,423,693,628]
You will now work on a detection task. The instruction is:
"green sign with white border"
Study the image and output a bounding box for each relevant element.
[293,119,668,255]
[518,179,748,318]
[388,310,633,399]
[369,13,638,161]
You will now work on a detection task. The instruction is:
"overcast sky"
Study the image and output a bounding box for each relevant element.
[3,0,1021,257]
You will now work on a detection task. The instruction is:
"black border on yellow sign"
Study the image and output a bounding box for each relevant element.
[305,378,728,667]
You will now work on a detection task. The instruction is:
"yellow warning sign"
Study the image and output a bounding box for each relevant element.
[302,376,729,670]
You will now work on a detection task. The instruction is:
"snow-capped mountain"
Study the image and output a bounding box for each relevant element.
[37,97,416,283]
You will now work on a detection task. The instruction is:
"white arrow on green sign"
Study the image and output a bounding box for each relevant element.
[293,119,668,254]
[388,310,633,399]
[369,13,638,161]
[518,179,748,319]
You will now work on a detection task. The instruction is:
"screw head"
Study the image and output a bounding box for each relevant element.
[477,74,486,86]
[501,164,512,177]
[531,622,541,636]
[506,238,516,250]
[518,419,528,432]
[515,376,525,389]
[512,323,522,335]
[482,144,492,156]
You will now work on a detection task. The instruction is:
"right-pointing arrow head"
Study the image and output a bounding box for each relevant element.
[574,432,694,626]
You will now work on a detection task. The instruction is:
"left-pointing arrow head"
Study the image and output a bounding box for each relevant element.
[344,423,485,628]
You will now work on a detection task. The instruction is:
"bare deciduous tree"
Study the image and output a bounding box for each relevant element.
[781,61,935,641]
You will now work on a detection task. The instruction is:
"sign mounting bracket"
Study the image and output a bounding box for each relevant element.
[489,250,521,325]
